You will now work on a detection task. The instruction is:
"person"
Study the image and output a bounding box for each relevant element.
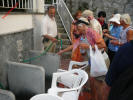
[82,10,103,37]
[105,40,133,100]
[41,6,58,52]
[57,17,106,60]
[70,10,82,43]
[111,14,133,46]
[104,14,123,62]
[97,11,109,47]
[97,11,108,30]
[58,18,106,100]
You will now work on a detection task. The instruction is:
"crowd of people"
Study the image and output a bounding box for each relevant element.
[41,6,133,100]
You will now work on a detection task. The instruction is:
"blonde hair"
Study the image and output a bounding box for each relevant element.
[120,14,132,25]
[82,10,94,18]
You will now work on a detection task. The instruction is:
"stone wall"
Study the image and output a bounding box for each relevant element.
[0,29,34,88]
[66,0,133,22]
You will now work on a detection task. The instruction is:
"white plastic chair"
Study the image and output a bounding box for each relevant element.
[48,69,88,100]
[68,61,88,70]
[30,94,63,100]
[58,61,88,72]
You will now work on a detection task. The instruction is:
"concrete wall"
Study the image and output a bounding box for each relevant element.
[0,29,34,88]
[33,14,44,51]
[0,14,33,35]
[33,0,45,13]
[66,0,133,22]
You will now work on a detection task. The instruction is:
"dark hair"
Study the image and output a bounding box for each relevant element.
[48,6,55,11]
[98,11,106,18]
[74,10,82,20]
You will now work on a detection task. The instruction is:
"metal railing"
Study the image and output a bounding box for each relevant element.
[0,0,33,9]
[55,0,74,41]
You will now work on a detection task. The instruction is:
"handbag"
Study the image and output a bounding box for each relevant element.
[90,45,108,77]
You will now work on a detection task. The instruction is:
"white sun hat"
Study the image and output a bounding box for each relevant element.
[109,14,121,24]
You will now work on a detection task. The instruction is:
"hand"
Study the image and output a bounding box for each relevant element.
[103,29,108,34]
[80,43,89,49]
[57,50,64,55]
[51,38,58,43]
[110,40,119,45]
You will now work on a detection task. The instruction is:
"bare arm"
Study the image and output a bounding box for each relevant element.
[70,24,75,43]
[57,45,73,55]
[127,30,133,42]
[111,30,133,46]
[110,40,123,46]
[104,33,117,40]
[43,35,57,42]
[96,39,106,50]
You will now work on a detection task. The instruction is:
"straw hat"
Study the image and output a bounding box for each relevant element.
[109,14,121,24]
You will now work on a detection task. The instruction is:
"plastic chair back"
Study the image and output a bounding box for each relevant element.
[30,94,63,100]
[68,61,88,70]
[48,69,88,100]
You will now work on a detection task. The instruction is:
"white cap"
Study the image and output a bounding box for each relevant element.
[78,17,90,25]
[109,14,121,24]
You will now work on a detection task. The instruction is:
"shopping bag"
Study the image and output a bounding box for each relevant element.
[90,45,108,77]
[102,50,110,68]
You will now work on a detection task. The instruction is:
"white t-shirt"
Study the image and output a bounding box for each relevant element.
[41,15,57,37]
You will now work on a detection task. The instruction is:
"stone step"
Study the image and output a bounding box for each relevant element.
[56,20,62,24]
[57,39,71,45]
[66,0,75,4]
[56,18,62,22]
[58,28,66,33]
[61,39,71,45]
[56,45,70,51]
[57,22,62,26]
[55,10,72,60]
[58,33,69,39]
[57,24,64,28]
[55,15,60,19]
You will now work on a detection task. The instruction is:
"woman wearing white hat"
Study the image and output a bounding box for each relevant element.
[104,14,123,62]
[111,14,133,46]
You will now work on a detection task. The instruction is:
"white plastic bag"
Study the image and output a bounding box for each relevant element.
[90,45,108,77]
[102,50,110,68]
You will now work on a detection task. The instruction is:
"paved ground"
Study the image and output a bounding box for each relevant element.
[60,59,71,70]
[60,58,92,100]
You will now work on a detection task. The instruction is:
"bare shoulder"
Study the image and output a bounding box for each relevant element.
[127,29,133,35]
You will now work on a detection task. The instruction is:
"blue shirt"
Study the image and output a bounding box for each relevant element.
[108,26,123,52]
[105,41,133,86]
